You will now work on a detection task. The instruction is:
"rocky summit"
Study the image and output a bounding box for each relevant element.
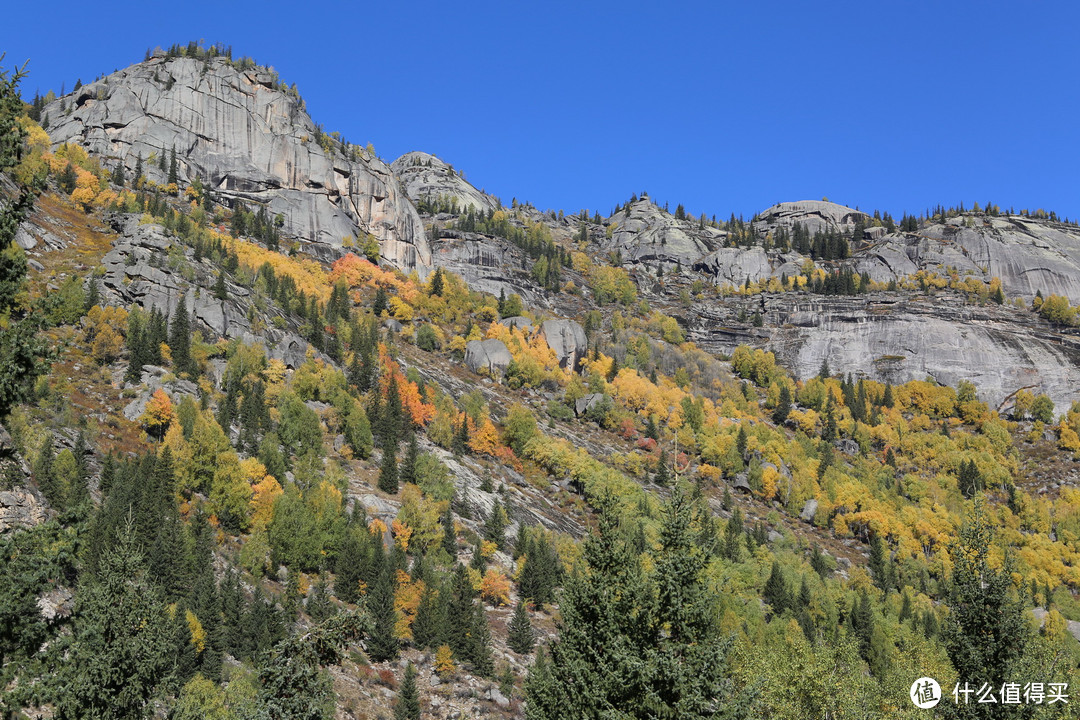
[42,55,430,270]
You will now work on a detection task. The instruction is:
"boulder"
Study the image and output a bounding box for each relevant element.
[800,498,818,522]
[834,438,860,455]
[464,339,512,378]
[540,319,588,371]
[732,473,751,493]
[383,318,403,333]
[575,393,606,417]
[601,197,723,267]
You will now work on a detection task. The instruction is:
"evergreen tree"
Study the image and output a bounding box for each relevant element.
[440,509,457,558]
[378,439,399,494]
[483,499,508,550]
[258,612,366,720]
[470,601,494,677]
[722,506,743,562]
[334,528,366,604]
[56,518,172,720]
[394,662,421,720]
[943,497,1030,714]
[411,583,441,650]
[507,600,534,654]
[399,431,418,486]
[168,145,178,185]
[372,286,388,316]
[772,383,791,424]
[134,153,142,183]
[869,533,889,591]
[213,271,227,301]
[169,295,195,376]
[763,560,789,615]
[366,543,399,662]
[429,267,444,297]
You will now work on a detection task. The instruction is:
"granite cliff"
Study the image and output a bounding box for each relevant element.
[41,55,430,271]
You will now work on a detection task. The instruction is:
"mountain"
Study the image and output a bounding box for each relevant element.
[7,46,1080,720]
[41,53,430,270]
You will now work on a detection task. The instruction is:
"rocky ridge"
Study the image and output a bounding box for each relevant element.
[41,56,430,271]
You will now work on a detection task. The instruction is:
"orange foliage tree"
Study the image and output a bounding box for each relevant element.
[140,389,174,439]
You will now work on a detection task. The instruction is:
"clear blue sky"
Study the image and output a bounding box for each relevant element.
[5,1,1079,221]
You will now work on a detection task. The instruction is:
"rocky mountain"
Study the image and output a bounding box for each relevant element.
[603,196,725,268]
[41,54,430,271]
[391,151,500,215]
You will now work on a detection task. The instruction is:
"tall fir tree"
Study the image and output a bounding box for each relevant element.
[507,599,534,655]
[394,661,421,720]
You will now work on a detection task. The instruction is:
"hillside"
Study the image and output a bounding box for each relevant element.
[4,45,1080,720]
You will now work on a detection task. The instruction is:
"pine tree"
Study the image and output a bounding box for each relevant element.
[440,509,457,558]
[399,431,418,486]
[373,286,388,316]
[869,533,889,591]
[394,662,421,720]
[470,602,494,677]
[483,500,508,550]
[507,599,534,654]
[722,506,743,562]
[335,528,366,604]
[213,271,227,300]
[429,267,444,297]
[411,583,441,650]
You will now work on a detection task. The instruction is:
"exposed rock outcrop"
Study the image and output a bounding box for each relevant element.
[540,319,588,371]
[464,339,513,377]
[603,198,724,268]
[692,291,1080,412]
[753,200,868,237]
[391,152,499,215]
[100,216,327,369]
[42,56,430,272]
[856,215,1080,304]
[0,488,48,533]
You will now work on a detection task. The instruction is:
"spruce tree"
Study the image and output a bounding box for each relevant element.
[335,528,366,604]
[168,145,178,185]
[654,448,670,486]
[169,295,195,376]
[440,509,457,558]
[399,431,418,486]
[763,560,789,615]
[507,599,534,654]
[772,383,792,424]
[470,602,494,677]
[394,662,421,720]
[57,518,172,720]
[366,544,399,662]
[378,439,399,494]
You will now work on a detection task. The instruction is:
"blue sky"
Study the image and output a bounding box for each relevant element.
[5,1,1079,221]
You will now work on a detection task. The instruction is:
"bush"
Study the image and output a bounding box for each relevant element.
[415,324,441,351]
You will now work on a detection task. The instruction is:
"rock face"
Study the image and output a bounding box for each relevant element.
[540,319,588,371]
[391,152,499,215]
[42,56,429,272]
[603,197,724,268]
[856,215,1080,304]
[754,200,868,237]
[464,339,513,377]
[692,292,1080,413]
[0,489,48,533]
[430,230,543,308]
[101,216,327,369]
